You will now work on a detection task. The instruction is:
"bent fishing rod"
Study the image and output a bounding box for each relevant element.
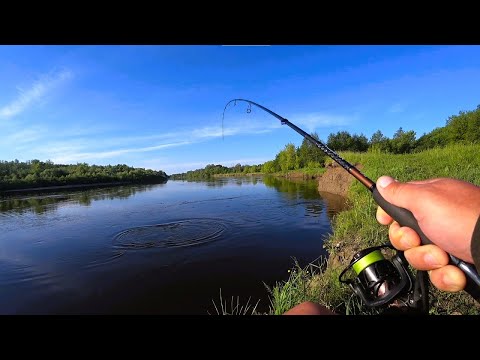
[223,98,480,302]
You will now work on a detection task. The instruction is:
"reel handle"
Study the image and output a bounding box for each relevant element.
[372,186,480,301]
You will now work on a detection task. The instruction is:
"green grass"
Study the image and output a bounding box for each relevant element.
[212,167,327,179]
[269,144,480,315]
[209,288,262,315]
[297,166,327,177]
[265,258,380,315]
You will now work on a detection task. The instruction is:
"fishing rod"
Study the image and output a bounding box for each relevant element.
[222,98,480,307]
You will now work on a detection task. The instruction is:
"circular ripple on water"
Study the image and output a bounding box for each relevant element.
[113,218,229,250]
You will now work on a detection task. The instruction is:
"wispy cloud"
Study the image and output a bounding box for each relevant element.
[27,121,279,164]
[2,112,280,167]
[49,141,192,164]
[291,112,352,132]
[190,123,279,139]
[3,126,46,144]
[388,103,405,113]
[0,69,72,119]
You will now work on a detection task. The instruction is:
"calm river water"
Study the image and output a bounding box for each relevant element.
[0,176,347,314]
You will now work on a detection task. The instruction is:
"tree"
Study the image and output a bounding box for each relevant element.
[262,160,278,174]
[30,159,41,175]
[296,132,326,168]
[390,127,416,154]
[370,130,387,145]
[369,130,391,152]
[351,133,369,152]
[234,163,242,173]
[277,143,296,173]
[327,131,369,152]
[327,131,353,151]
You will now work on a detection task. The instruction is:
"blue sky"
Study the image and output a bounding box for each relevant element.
[1,45,479,175]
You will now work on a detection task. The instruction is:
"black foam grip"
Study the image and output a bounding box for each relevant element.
[372,186,432,245]
[372,186,480,302]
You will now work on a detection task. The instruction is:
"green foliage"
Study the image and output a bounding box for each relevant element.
[277,143,297,173]
[209,289,262,315]
[325,105,480,155]
[327,131,353,151]
[262,160,279,174]
[369,130,387,144]
[0,160,168,191]
[296,133,327,169]
[415,105,480,151]
[170,163,262,180]
[390,127,417,154]
[327,131,369,152]
[266,260,324,315]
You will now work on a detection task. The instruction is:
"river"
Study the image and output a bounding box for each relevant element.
[0,176,347,314]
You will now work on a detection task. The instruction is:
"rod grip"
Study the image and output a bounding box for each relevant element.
[372,186,480,301]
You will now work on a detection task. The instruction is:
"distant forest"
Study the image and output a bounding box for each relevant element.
[171,104,480,180]
[0,161,168,192]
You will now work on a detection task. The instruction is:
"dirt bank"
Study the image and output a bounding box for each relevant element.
[283,171,318,180]
[317,163,363,197]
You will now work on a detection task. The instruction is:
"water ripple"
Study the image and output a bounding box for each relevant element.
[84,251,126,269]
[113,218,229,250]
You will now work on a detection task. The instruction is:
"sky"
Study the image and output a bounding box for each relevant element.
[0,45,479,175]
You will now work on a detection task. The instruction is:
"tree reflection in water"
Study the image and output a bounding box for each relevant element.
[0,184,162,215]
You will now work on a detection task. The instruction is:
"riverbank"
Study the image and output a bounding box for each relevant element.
[212,168,326,180]
[1,182,130,194]
[268,143,480,315]
[0,180,167,196]
[0,160,169,193]
[316,162,360,197]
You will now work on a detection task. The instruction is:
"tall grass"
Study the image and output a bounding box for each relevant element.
[270,144,480,315]
[209,288,262,315]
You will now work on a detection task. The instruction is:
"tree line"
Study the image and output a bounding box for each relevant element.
[170,163,263,180]
[0,160,168,191]
[171,104,480,179]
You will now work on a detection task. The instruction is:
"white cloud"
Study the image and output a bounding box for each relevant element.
[49,141,192,164]
[1,106,282,168]
[0,69,72,119]
[3,126,46,144]
[388,103,405,113]
[190,123,279,139]
[24,120,279,164]
[291,112,351,132]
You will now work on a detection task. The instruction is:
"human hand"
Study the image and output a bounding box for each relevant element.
[375,176,480,292]
[283,301,337,315]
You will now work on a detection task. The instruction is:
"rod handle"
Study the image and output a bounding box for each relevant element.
[372,186,480,301]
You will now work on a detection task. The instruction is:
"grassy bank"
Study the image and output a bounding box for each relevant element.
[268,144,480,315]
[211,167,326,179]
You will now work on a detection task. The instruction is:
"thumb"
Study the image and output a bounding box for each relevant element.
[376,176,419,212]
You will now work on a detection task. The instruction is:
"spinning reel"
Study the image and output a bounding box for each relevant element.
[339,244,429,313]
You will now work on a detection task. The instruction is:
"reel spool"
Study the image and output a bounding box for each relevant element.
[339,244,416,308]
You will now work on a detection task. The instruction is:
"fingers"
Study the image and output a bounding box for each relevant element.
[386,222,465,292]
[388,222,421,250]
[376,176,421,211]
[283,301,337,315]
[375,175,467,293]
[389,223,449,269]
[404,244,450,270]
[428,266,467,292]
[376,206,393,225]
